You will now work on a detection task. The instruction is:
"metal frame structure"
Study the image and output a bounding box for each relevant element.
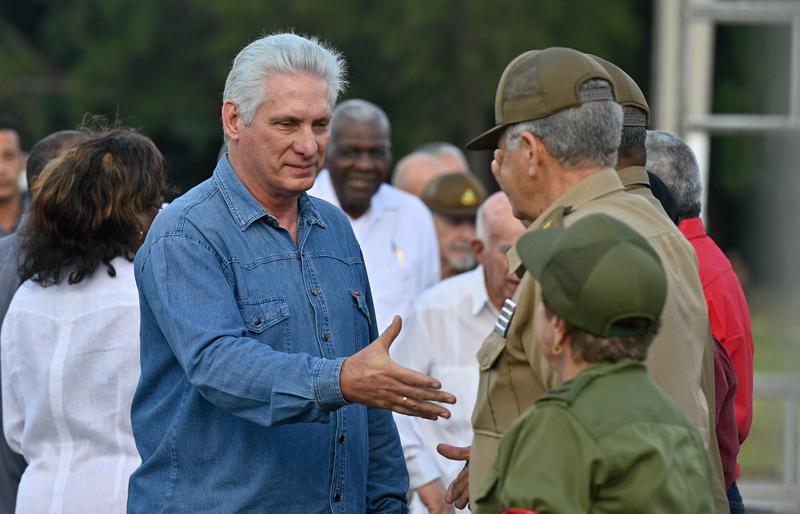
[654,2,800,512]
[654,0,800,219]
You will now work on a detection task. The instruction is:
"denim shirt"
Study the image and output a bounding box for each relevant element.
[128,157,409,513]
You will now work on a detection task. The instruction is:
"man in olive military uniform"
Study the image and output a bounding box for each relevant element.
[422,172,487,279]
[589,55,668,216]
[440,47,728,513]
[474,214,714,514]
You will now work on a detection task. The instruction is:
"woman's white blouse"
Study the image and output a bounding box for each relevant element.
[1,257,141,514]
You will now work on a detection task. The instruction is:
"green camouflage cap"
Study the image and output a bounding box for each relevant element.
[466,47,616,151]
[517,214,666,337]
[589,55,650,127]
[422,172,487,217]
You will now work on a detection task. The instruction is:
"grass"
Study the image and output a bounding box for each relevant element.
[737,308,800,480]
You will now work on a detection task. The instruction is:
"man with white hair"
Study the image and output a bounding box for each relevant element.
[647,129,753,514]
[391,192,524,514]
[129,34,455,513]
[439,47,728,513]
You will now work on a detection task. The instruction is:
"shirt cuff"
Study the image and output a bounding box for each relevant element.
[312,357,348,410]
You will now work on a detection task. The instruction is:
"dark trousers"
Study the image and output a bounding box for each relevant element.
[727,481,745,514]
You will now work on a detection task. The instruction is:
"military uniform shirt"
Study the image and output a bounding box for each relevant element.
[473,359,714,514]
[469,169,728,513]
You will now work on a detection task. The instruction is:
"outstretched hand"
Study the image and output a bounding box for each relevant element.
[437,444,470,509]
[340,316,456,420]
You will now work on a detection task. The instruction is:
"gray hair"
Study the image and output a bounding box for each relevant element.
[415,141,470,171]
[223,33,347,127]
[501,79,622,170]
[645,130,702,219]
[330,99,391,143]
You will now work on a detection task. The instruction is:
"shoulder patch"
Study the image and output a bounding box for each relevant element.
[540,205,574,229]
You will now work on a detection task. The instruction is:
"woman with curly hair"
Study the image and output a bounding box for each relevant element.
[1,127,165,513]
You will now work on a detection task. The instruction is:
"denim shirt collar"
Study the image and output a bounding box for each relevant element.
[213,154,326,231]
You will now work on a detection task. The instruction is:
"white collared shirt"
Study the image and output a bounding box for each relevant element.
[389,267,497,511]
[309,170,440,331]
[1,257,141,514]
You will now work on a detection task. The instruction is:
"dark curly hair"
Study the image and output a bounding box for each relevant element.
[19,128,166,285]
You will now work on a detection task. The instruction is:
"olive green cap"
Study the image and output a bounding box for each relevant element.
[422,172,487,217]
[466,47,616,151]
[589,55,650,127]
[517,214,666,337]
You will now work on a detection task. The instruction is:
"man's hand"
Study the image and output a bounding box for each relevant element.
[417,479,455,514]
[340,316,456,420]
[437,444,470,510]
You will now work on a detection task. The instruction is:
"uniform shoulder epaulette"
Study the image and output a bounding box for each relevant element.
[540,205,574,229]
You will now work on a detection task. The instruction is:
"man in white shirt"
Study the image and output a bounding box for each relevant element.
[391,192,525,513]
[309,99,440,331]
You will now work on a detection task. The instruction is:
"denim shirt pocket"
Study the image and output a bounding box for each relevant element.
[350,289,371,348]
[237,297,291,351]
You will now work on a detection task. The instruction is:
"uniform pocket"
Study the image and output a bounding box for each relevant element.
[477,332,507,371]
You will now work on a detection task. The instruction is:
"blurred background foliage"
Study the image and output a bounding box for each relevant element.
[0,0,796,296]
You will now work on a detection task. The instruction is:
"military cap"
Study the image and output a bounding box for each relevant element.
[422,172,487,217]
[517,214,666,337]
[466,47,616,150]
[589,55,650,127]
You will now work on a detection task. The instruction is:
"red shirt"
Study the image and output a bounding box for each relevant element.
[680,218,754,475]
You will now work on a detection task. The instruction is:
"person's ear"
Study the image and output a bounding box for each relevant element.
[553,316,568,345]
[469,238,485,258]
[221,101,242,142]
[519,131,543,179]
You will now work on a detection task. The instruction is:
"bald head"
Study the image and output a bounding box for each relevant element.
[476,192,522,244]
[330,99,390,144]
[415,141,470,173]
[392,152,450,197]
[473,192,525,310]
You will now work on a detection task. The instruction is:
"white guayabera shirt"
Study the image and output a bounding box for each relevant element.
[389,267,497,513]
[309,170,441,332]
[1,256,141,514]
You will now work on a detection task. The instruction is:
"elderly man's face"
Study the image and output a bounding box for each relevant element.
[492,137,544,223]
[233,73,332,200]
[326,117,390,218]
[477,212,525,311]
[0,130,23,201]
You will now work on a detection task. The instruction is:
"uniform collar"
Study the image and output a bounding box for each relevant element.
[678,216,706,240]
[541,358,645,405]
[617,165,650,191]
[213,154,325,231]
[508,168,625,275]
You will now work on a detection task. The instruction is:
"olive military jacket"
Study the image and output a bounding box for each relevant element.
[469,169,728,512]
[473,359,715,514]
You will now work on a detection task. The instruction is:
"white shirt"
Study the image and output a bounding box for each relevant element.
[389,267,497,512]
[309,170,440,331]
[2,257,141,514]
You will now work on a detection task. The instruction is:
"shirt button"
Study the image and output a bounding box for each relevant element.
[338,434,345,444]
[253,315,263,326]
[310,287,320,296]
[333,492,341,502]
[322,332,330,342]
